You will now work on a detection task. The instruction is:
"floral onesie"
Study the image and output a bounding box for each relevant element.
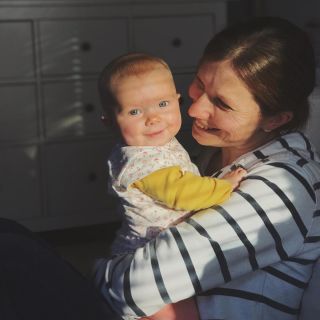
[108,137,232,255]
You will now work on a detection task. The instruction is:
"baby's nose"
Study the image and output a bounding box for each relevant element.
[145,113,161,126]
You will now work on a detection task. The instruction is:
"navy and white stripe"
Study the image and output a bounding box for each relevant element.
[96,132,320,320]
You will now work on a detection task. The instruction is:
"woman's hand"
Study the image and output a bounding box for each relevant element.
[139,297,200,320]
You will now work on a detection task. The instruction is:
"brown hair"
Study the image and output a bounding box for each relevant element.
[98,52,171,117]
[201,17,316,132]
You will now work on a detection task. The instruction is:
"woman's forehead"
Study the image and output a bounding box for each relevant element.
[198,60,258,110]
[198,61,244,91]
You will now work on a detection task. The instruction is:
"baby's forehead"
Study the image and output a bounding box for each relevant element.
[112,66,174,91]
[115,63,171,81]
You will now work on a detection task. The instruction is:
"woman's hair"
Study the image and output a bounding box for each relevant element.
[98,52,170,116]
[201,16,316,132]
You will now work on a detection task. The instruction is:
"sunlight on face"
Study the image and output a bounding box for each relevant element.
[112,67,182,146]
[188,60,268,153]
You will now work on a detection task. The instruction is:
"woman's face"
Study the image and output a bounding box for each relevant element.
[188,60,268,151]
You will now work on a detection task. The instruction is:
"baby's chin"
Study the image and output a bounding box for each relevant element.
[139,132,175,147]
[124,138,172,147]
[140,138,173,147]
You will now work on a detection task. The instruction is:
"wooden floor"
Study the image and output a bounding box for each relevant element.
[37,221,120,276]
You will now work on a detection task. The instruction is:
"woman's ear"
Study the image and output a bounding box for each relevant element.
[262,111,293,132]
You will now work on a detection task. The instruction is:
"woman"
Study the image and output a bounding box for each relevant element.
[93,17,320,319]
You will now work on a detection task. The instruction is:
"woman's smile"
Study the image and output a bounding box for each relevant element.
[193,120,219,133]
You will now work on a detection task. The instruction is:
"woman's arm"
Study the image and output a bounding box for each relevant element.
[94,161,318,319]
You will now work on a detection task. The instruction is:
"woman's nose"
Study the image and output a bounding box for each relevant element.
[188,93,211,119]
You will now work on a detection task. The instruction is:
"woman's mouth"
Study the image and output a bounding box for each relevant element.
[194,121,219,132]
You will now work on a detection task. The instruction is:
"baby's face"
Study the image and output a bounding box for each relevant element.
[112,67,181,146]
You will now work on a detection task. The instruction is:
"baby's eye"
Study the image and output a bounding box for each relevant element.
[159,100,169,108]
[128,109,141,116]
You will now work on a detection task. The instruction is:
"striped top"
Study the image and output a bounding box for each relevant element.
[94,131,320,320]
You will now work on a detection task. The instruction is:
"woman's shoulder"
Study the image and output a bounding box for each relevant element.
[238,132,319,173]
[236,132,320,204]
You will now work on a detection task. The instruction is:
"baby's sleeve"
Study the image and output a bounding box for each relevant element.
[132,166,233,211]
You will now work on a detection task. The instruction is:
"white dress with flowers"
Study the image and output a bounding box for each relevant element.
[108,137,199,255]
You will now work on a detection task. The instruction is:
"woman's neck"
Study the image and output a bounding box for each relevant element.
[221,132,278,167]
[221,148,247,167]
[204,132,279,175]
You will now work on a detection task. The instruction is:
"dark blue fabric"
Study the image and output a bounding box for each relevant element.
[0,218,120,320]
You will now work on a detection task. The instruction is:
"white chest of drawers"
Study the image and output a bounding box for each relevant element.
[0,0,227,231]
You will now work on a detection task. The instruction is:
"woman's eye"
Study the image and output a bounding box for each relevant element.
[129,109,141,116]
[212,97,232,111]
[159,100,169,108]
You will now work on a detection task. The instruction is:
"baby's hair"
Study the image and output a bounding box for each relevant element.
[98,52,171,116]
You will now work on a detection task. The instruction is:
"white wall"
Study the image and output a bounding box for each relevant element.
[263,0,320,27]
[261,0,320,154]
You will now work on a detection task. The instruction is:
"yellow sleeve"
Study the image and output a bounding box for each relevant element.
[131,166,233,211]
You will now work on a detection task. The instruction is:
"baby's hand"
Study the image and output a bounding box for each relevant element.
[223,167,247,190]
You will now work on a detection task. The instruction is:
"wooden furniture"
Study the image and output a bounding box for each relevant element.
[0,0,227,230]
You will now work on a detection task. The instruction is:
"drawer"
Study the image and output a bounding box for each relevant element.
[133,14,214,69]
[174,73,194,130]
[0,21,34,79]
[43,80,112,138]
[39,19,128,76]
[0,146,41,219]
[44,140,118,219]
[0,85,38,142]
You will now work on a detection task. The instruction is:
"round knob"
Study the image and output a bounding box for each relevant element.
[84,103,95,112]
[171,37,182,48]
[88,172,97,182]
[81,42,92,51]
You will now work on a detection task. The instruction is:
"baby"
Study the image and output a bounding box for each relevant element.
[98,52,246,320]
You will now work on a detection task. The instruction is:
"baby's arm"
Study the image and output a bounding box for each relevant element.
[132,166,246,211]
[139,297,200,320]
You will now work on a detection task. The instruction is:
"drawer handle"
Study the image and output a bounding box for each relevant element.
[81,42,92,52]
[171,37,182,48]
[84,103,95,113]
[88,172,97,182]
